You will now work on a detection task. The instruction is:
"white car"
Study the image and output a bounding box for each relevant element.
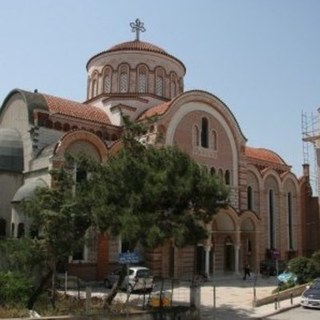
[301,278,320,309]
[104,266,154,292]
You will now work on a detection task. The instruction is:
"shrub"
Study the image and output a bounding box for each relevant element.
[288,256,318,284]
[311,250,320,273]
[0,271,32,305]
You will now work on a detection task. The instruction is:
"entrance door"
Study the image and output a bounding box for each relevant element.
[196,246,205,275]
[224,237,235,271]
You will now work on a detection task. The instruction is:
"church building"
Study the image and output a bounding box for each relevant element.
[1,20,319,281]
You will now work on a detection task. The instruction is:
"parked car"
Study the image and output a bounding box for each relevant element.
[301,278,320,309]
[104,266,154,292]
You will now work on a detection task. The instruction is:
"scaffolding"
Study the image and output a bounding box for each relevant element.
[301,111,320,196]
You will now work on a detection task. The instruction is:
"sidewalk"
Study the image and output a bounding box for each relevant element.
[195,274,301,319]
[62,273,301,319]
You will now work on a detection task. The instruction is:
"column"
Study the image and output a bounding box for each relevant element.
[235,245,240,274]
[204,245,211,277]
[235,227,241,274]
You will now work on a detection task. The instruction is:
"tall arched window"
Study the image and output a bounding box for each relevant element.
[210,167,216,175]
[170,72,177,98]
[120,73,128,93]
[0,218,6,238]
[287,192,293,249]
[18,223,25,238]
[225,170,231,185]
[119,65,129,93]
[268,189,275,249]
[212,130,218,150]
[247,186,253,210]
[156,75,163,96]
[155,68,165,96]
[201,117,209,148]
[91,79,97,98]
[137,66,147,93]
[103,67,112,93]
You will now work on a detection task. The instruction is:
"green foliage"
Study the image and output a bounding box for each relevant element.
[273,279,296,293]
[0,238,45,279]
[75,117,229,250]
[288,256,319,284]
[311,250,320,272]
[0,271,32,305]
[20,168,92,267]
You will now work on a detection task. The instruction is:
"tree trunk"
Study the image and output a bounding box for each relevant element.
[104,264,127,307]
[27,270,53,310]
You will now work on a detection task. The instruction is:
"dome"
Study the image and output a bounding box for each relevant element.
[12,179,47,203]
[107,40,168,55]
[0,128,23,172]
[245,146,287,166]
[86,40,185,72]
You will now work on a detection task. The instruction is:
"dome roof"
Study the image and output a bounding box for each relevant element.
[0,128,23,172]
[12,179,47,203]
[107,40,168,55]
[86,40,186,72]
[245,146,287,166]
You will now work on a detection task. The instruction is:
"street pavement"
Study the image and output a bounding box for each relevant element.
[62,273,301,319]
[192,274,301,319]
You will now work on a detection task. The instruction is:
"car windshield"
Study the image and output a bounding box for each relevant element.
[310,281,320,290]
[136,269,151,277]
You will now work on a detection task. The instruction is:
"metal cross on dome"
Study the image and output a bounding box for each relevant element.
[130,18,146,41]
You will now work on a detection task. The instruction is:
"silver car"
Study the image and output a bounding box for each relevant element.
[104,266,154,292]
[301,278,320,309]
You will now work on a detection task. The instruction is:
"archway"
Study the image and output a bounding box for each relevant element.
[224,236,235,271]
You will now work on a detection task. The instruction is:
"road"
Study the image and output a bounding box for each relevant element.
[265,306,320,320]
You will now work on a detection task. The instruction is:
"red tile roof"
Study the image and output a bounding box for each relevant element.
[108,40,168,54]
[138,101,172,120]
[43,94,110,124]
[86,40,186,73]
[245,146,287,166]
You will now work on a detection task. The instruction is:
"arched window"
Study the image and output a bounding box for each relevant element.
[268,189,275,249]
[210,167,216,176]
[201,117,209,148]
[247,186,253,210]
[137,66,147,93]
[0,218,6,237]
[155,68,165,96]
[218,169,223,181]
[91,78,97,98]
[11,223,15,237]
[18,223,25,238]
[120,72,128,93]
[225,170,231,185]
[63,123,70,132]
[54,122,62,130]
[170,72,177,98]
[104,68,112,93]
[156,75,163,96]
[212,130,218,150]
[170,81,176,98]
[119,65,129,93]
[287,192,293,249]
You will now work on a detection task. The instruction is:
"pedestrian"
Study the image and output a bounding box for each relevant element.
[243,263,251,280]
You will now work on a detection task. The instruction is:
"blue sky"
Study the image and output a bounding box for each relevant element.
[1,0,320,179]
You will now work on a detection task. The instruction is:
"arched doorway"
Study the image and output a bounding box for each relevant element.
[240,214,258,272]
[224,236,235,271]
